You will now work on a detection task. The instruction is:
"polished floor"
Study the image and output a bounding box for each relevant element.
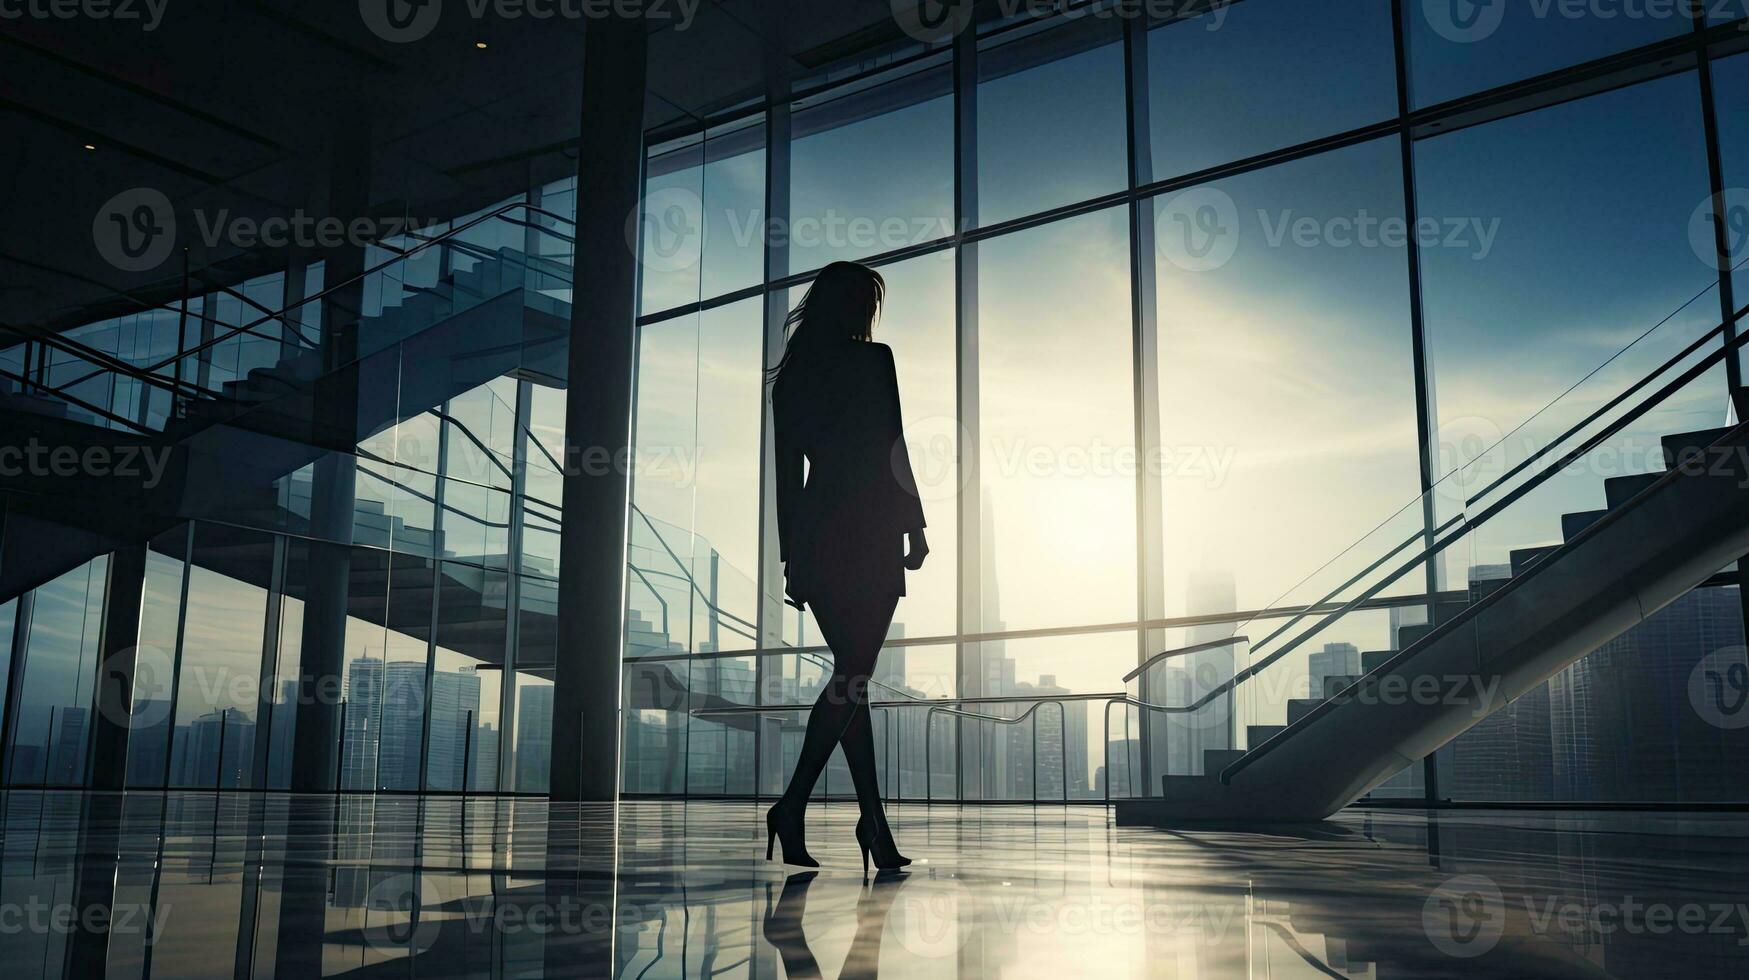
[0,793,1743,977]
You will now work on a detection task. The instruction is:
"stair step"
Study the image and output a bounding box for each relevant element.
[1509,545,1556,577]
[1160,773,1219,797]
[1247,724,1286,746]
[1286,698,1323,725]
[1660,426,1736,469]
[1603,471,1662,509]
[1561,508,1608,542]
[1431,598,1473,624]
[1361,650,1396,674]
[1320,674,1360,699]
[1395,623,1435,648]
[1202,749,1247,773]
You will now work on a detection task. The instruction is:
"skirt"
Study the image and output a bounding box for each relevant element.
[783,522,906,611]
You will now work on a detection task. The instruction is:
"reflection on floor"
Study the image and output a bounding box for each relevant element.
[0,793,1744,978]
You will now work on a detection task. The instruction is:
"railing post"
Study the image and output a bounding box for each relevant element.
[216,708,230,791]
[924,709,934,803]
[1057,702,1068,804]
[334,699,347,794]
[461,709,474,795]
[1031,705,1039,805]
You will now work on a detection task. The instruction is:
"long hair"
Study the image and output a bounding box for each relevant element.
[766,261,885,384]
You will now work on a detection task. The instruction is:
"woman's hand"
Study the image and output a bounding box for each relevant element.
[903,528,929,570]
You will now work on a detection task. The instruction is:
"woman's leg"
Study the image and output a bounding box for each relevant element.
[774,591,896,813]
[833,594,899,821]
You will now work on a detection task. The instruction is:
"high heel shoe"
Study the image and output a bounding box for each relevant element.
[765,801,819,867]
[855,812,911,877]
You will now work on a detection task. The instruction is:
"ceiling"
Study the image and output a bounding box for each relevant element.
[0,0,921,334]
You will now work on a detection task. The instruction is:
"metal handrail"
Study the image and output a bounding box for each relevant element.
[0,322,221,401]
[924,700,1070,803]
[1123,635,1248,683]
[628,505,760,635]
[687,692,1137,803]
[1101,693,1230,804]
[0,365,157,433]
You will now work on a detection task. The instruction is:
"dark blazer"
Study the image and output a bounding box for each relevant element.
[772,341,927,610]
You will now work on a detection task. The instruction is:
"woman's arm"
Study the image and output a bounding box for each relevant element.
[877,346,928,537]
[773,404,803,564]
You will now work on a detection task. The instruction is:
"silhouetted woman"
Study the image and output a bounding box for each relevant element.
[765,261,928,875]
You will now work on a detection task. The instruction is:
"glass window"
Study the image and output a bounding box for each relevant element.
[1147,0,1398,180]
[978,16,1127,225]
[630,298,764,653]
[167,524,273,788]
[376,553,435,792]
[1417,73,1722,568]
[961,631,1134,801]
[639,121,768,315]
[0,598,13,747]
[1419,74,1741,804]
[1405,0,1691,108]
[427,563,508,792]
[340,549,391,791]
[522,382,566,579]
[878,250,959,640]
[263,538,308,790]
[976,205,1136,633]
[1154,138,1423,617]
[791,63,954,271]
[1708,52,1749,326]
[5,556,107,785]
[510,575,557,793]
[124,529,190,787]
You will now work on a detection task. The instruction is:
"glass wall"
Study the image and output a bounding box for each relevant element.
[5,4,1749,805]
[623,6,1749,804]
[0,176,577,794]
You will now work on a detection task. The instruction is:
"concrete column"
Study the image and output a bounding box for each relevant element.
[287,104,371,793]
[550,15,647,801]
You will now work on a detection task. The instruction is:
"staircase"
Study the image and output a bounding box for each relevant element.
[1118,307,1749,823]
[0,206,572,603]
